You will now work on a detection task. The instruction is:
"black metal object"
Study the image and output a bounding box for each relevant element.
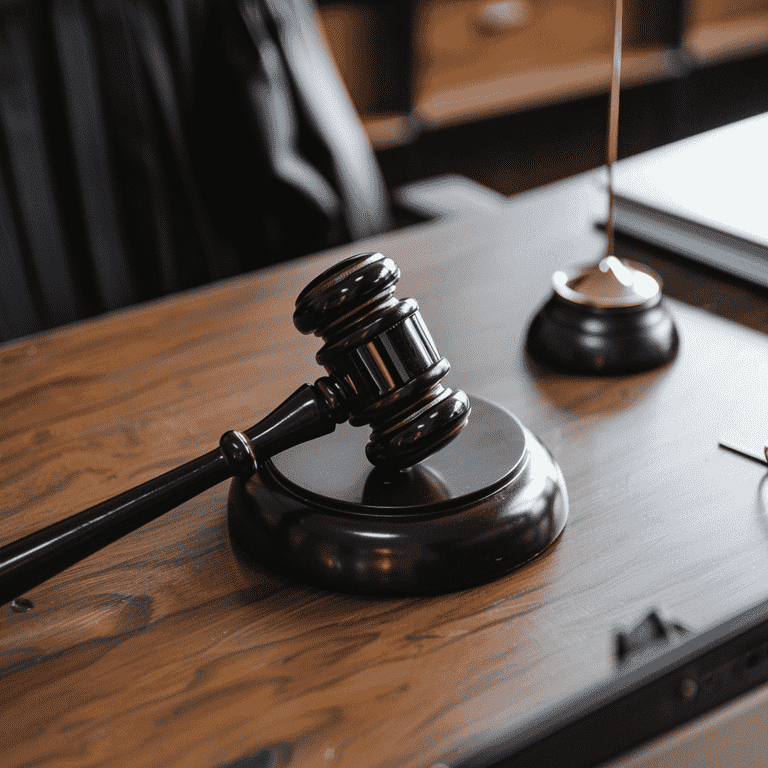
[615,610,691,666]
[527,259,679,375]
[454,598,768,767]
[0,252,470,605]
[228,397,568,595]
[294,254,470,467]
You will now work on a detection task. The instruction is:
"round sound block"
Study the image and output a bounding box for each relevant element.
[527,259,679,375]
[227,398,567,595]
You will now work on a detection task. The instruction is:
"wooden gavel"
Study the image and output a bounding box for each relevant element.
[0,253,470,606]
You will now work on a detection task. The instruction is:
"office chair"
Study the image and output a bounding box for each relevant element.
[0,0,389,343]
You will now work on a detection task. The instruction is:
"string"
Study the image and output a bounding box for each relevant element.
[606,0,623,259]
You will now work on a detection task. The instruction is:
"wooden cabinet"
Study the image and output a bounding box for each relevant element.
[686,0,768,64]
[412,0,672,128]
[318,0,768,148]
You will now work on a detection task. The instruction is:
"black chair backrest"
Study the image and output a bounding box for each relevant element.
[0,0,389,343]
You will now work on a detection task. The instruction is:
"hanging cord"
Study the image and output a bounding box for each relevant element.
[605,0,622,258]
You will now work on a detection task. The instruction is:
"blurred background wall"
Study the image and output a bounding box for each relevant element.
[2,0,767,342]
[317,0,768,195]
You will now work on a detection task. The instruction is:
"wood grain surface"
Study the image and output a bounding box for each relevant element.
[2,173,768,768]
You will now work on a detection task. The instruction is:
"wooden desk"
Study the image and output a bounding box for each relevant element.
[2,173,768,768]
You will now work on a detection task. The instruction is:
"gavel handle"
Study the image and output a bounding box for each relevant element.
[0,448,231,607]
[0,382,346,607]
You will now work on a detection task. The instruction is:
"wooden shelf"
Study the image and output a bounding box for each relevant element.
[414,46,675,129]
[361,46,676,146]
[322,1,768,149]
[686,9,768,64]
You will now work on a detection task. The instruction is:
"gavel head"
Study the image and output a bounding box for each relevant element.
[293,253,471,470]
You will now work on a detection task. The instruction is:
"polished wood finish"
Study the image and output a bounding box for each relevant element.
[2,173,768,767]
[687,8,768,64]
[320,0,768,146]
[229,398,566,595]
[686,0,768,65]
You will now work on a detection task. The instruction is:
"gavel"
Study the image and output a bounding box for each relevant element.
[0,253,471,606]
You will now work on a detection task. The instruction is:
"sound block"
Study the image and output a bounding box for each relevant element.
[527,259,679,375]
[228,397,567,595]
